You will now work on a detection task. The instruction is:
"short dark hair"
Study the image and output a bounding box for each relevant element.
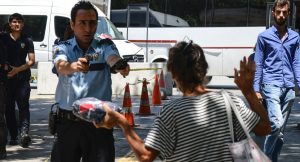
[9,13,24,23]
[71,1,98,22]
[272,0,290,11]
[167,41,209,93]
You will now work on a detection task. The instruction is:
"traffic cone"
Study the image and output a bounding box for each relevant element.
[137,78,152,115]
[159,70,165,88]
[122,83,135,126]
[159,70,168,100]
[123,83,132,108]
[152,74,162,105]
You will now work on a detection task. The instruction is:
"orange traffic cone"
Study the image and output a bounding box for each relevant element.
[123,83,132,108]
[138,78,152,115]
[152,74,162,105]
[159,70,165,88]
[122,83,135,126]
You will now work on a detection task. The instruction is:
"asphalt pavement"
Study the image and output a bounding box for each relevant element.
[2,88,300,162]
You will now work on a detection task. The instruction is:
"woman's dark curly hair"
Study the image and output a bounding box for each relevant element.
[167,41,208,93]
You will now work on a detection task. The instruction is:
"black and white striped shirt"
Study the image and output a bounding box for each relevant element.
[145,91,260,162]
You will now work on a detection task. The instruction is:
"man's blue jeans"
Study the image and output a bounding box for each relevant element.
[261,84,295,162]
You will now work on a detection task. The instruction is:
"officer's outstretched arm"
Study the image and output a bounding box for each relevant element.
[55,58,89,75]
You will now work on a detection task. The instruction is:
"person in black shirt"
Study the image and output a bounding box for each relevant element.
[0,33,8,159]
[2,13,35,148]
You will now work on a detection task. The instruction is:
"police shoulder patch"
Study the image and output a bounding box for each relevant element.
[52,47,60,59]
[111,44,118,52]
[57,40,71,46]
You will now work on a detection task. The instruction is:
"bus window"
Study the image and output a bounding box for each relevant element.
[110,8,162,27]
[248,1,271,26]
[130,11,146,27]
[110,10,127,27]
[111,0,275,27]
[205,0,248,27]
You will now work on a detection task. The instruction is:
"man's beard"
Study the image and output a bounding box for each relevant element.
[274,16,287,26]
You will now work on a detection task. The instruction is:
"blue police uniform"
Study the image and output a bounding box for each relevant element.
[51,37,119,162]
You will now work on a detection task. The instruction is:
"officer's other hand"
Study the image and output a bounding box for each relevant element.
[76,57,89,73]
[117,64,130,78]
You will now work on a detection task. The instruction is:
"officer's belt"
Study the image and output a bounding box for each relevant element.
[57,107,82,122]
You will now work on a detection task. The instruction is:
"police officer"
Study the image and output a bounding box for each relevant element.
[0,33,8,159]
[2,13,35,148]
[51,1,129,161]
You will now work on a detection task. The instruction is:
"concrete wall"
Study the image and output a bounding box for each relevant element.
[37,62,58,94]
[37,62,173,96]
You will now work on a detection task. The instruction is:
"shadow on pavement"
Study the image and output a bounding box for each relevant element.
[5,97,55,162]
[3,90,300,162]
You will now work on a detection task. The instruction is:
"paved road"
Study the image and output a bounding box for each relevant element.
[2,88,300,162]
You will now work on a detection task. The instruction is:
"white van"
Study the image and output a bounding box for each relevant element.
[0,0,145,63]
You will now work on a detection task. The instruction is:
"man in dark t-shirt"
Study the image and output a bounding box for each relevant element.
[2,13,35,148]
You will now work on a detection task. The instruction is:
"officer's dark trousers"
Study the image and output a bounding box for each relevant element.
[5,77,31,139]
[0,82,7,147]
[51,118,115,162]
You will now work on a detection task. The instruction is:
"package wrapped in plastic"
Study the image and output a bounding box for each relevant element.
[72,97,122,124]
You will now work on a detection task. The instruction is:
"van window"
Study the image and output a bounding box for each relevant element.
[0,15,47,41]
[97,17,125,40]
[54,16,70,39]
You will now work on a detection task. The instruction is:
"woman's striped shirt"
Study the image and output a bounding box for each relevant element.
[144,91,260,162]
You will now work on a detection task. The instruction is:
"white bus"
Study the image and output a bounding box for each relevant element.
[107,0,300,77]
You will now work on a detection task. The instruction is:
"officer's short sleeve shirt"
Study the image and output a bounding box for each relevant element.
[53,37,119,110]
